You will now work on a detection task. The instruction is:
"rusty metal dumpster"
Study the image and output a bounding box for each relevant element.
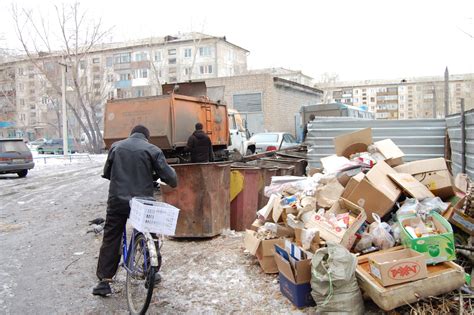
[261,156,307,176]
[247,160,295,176]
[161,162,231,237]
[230,166,261,231]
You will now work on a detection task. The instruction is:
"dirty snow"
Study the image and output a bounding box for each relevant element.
[0,154,325,314]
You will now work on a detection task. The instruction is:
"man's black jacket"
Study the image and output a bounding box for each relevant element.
[186,130,214,163]
[103,133,177,214]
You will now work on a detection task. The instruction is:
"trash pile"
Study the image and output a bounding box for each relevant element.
[243,127,473,313]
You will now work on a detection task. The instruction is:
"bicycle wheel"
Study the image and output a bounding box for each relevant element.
[126,233,156,315]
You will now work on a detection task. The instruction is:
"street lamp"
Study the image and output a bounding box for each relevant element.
[58,58,69,156]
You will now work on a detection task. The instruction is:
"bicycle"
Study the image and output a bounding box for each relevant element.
[122,197,179,315]
[122,226,161,314]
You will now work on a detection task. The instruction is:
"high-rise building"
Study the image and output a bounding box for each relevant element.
[319,73,474,119]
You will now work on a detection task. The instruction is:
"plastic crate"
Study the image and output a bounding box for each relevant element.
[129,198,180,235]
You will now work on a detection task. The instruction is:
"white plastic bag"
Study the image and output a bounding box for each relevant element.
[354,232,373,252]
[369,214,395,250]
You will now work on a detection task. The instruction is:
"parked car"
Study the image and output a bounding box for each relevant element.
[0,138,35,177]
[28,138,47,150]
[250,132,298,153]
[37,138,77,154]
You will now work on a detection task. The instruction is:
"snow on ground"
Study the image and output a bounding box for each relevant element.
[0,155,324,314]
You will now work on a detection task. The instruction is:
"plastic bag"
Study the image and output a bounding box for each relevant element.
[420,197,450,215]
[369,214,395,250]
[311,242,364,314]
[354,232,373,252]
[397,198,419,217]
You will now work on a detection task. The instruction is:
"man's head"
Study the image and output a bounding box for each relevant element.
[309,114,315,121]
[130,125,150,140]
[195,122,203,131]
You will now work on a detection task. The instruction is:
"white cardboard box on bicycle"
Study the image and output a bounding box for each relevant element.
[129,198,180,235]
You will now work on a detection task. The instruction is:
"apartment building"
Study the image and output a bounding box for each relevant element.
[0,33,249,139]
[320,73,474,119]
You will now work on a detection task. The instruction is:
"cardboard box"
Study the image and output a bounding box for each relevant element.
[394,158,454,199]
[334,128,372,158]
[274,244,316,308]
[449,197,474,236]
[305,198,367,249]
[373,139,405,167]
[399,212,456,264]
[388,173,435,200]
[345,161,401,223]
[244,229,285,273]
[250,219,263,232]
[295,227,320,252]
[368,248,428,286]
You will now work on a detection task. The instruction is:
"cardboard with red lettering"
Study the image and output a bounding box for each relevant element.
[368,248,428,286]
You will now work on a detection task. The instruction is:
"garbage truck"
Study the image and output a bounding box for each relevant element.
[103,82,255,162]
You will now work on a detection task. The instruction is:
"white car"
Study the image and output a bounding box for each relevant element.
[250,132,298,153]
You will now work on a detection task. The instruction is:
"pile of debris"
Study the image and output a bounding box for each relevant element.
[243,127,474,313]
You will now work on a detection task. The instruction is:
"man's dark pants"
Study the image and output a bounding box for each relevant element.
[96,206,129,281]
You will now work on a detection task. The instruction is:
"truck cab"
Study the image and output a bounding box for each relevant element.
[228,109,255,156]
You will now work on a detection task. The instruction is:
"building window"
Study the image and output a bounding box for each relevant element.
[107,74,115,82]
[154,51,162,62]
[370,97,375,102]
[119,73,131,81]
[79,60,86,70]
[169,76,177,82]
[199,65,213,74]
[93,74,101,80]
[28,74,34,79]
[29,89,35,94]
[184,67,192,75]
[92,57,100,64]
[184,48,192,58]
[199,46,212,57]
[134,52,148,61]
[134,69,148,79]
[136,89,144,97]
[168,58,176,65]
[20,99,25,106]
[93,83,101,89]
[106,57,113,67]
[168,49,176,56]
[114,52,131,64]
[18,68,24,75]
[108,91,114,99]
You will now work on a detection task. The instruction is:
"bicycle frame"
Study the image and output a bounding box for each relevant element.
[122,228,159,274]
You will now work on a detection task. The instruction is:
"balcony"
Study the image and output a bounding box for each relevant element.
[115,80,132,88]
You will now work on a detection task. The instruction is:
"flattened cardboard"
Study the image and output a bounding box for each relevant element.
[368,248,428,287]
[388,173,435,200]
[374,139,405,167]
[244,229,261,255]
[334,128,372,158]
[394,158,454,199]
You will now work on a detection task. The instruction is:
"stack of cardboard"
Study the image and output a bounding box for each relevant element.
[242,127,469,310]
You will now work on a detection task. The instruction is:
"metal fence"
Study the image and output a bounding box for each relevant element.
[306,117,447,169]
[446,108,474,178]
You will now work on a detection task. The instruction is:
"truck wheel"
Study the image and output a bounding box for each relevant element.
[17,170,28,178]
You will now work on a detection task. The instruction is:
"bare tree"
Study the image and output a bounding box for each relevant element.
[11,2,112,153]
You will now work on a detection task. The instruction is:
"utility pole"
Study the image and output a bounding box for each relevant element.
[59,58,69,156]
[444,67,449,117]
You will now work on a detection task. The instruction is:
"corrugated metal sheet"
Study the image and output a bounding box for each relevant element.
[446,109,474,178]
[306,117,447,168]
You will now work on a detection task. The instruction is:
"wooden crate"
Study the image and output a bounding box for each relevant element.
[356,247,465,311]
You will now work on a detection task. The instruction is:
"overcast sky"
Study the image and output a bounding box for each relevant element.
[1,0,473,82]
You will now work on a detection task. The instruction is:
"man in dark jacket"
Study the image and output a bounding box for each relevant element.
[92,125,177,296]
[186,122,214,163]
